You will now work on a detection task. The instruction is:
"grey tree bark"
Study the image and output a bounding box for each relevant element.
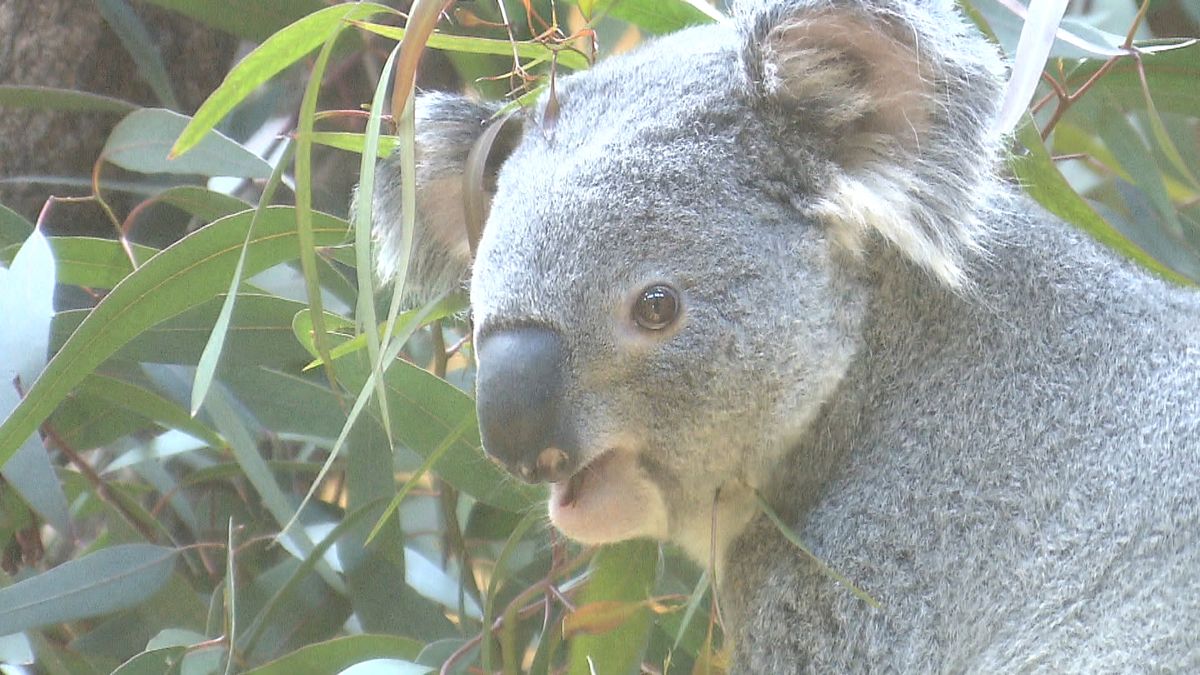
[0,0,233,233]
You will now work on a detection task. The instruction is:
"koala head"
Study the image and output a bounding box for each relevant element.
[374,0,1004,566]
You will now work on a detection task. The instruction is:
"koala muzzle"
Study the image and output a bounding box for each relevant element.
[475,327,577,483]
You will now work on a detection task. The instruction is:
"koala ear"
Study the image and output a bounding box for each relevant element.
[372,92,521,303]
[742,1,1005,288]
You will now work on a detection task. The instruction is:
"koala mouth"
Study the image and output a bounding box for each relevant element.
[556,449,616,508]
[547,448,669,545]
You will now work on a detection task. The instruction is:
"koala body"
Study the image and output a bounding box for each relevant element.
[375,0,1200,671]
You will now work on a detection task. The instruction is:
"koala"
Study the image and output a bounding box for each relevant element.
[373,0,1200,671]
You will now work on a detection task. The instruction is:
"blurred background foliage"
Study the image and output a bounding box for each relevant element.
[0,0,1196,673]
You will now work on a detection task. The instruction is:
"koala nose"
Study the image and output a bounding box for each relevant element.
[475,327,576,483]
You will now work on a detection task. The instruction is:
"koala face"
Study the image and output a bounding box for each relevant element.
[375,1,1003,566]
[468,27,867,561]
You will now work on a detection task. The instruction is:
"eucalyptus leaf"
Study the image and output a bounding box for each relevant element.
[0,544,178,636]
[242,635,424,675]
[0,208,349,466]
[0,85,138,114]
[104,109,271,178]
[172,3,393,158]
[0,202,33,248]
[138,0,326,42]
[566,541,659,675]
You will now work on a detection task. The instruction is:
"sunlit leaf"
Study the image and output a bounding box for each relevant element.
[172,3,394,158]
[566,541,659,675]
[351,22,591,71]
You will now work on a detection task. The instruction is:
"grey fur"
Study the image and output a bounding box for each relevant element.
[373,0,1200,671]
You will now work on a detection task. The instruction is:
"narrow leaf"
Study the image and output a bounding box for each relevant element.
[293,32,341,394]
[1011,119,1193,285]
[138,0,326,42]
[191,141,295,415]
[96,0,180,109]
[353,47,399,445]
[0,544,178,635]
[312,131,398,158]
[243,635,423,675]
[0,202,34,248]
[390,0,455,119]
[352,21,591,71]
[0,85,138,114]
[105,108,271,178]
[566,541,659,675]
[172,3,394,158]
[0,208,349,465]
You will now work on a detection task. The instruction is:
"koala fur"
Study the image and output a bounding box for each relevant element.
[373,0,1200,671]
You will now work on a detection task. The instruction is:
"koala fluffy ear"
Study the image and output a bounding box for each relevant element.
[372,92,521,303]
[741,0,1005,288]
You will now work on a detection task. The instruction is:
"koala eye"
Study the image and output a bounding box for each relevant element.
[632,284,680,331]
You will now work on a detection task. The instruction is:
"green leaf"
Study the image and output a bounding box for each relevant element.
[0,202,33,248]
[104,108,271,178]
[311,131,398,158]
[344,354,541,513]
[96,0,180,109]
[0,85,138,114]
[1011,119,1194,285]
[292,27,343,401]
[111,647,187,675]
[350,44,398,450]
[139,0,327,42]
[481,511,540,672]
[156,186,252,222]
[566,541,659,675]
[202,385,345,596]
[1064,44,1200,117]
[192,141,295,416]
[53,295,317,373]
[351,22,592,71]
[79,374,223,448]
[172,3,394,158]
[582,0,722,35]
[243,635,424,675]
[1089,91,1180,230]
[1,237,158,289]
[46,386,154,451]
[0,544,178,635]
[0,207,349,466]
